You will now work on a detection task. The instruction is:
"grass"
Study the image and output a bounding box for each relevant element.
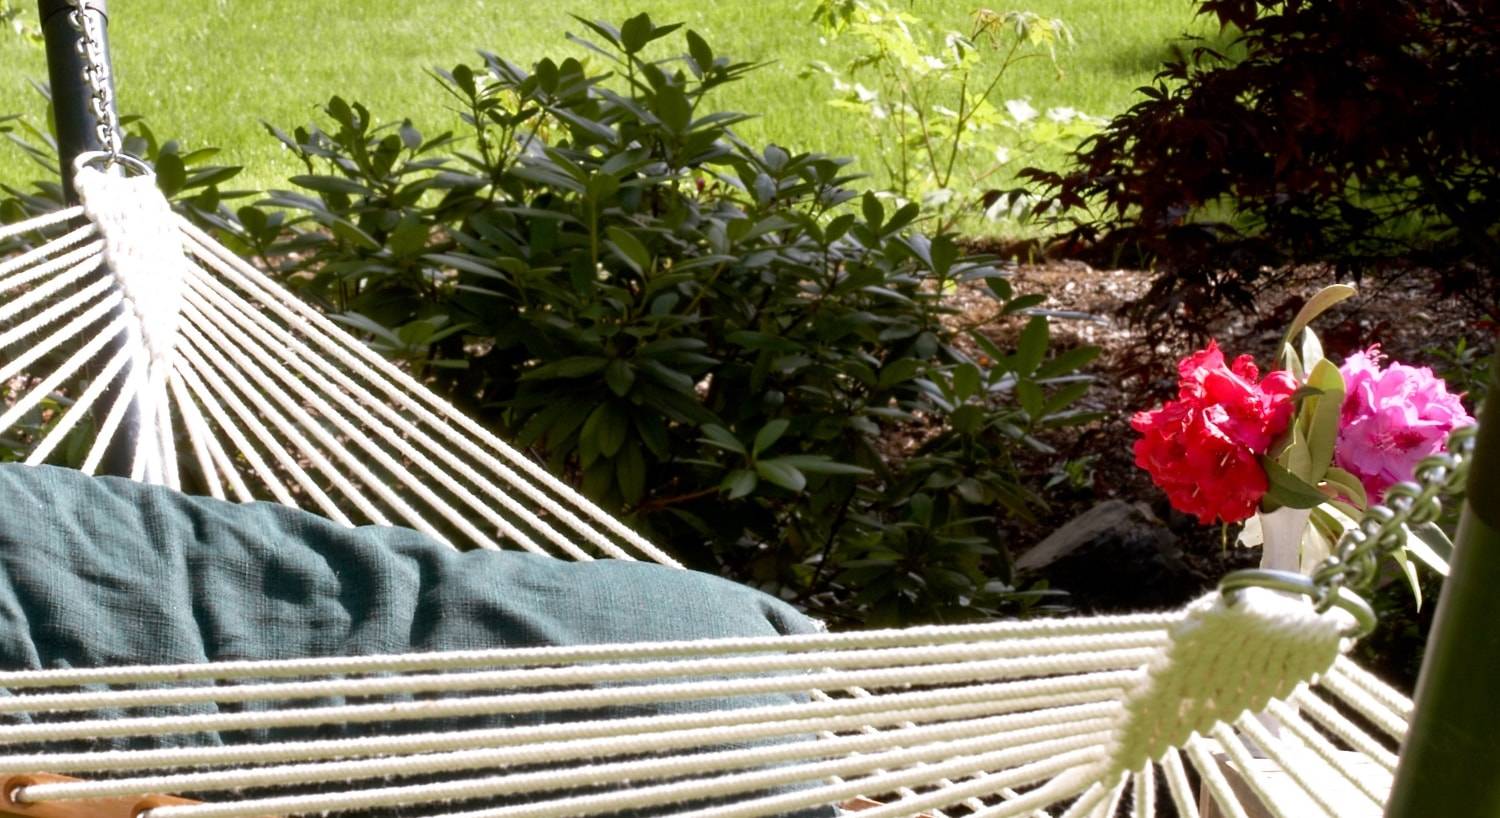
[0,0,1210,195]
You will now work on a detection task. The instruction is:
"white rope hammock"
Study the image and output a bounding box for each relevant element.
[0,163,1422,818]
[0,168,675,566]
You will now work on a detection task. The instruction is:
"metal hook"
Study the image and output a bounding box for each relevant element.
[1219,568,1378,639]
[72,149,153,178]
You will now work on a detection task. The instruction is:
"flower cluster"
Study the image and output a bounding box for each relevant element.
[1131,342,1297,524]
[1336,348,1473,500]
[1134,334,1474,526]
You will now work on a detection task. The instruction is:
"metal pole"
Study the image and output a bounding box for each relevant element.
[36,0,139,477]
[38,0,112,204]
[1385,363,1500,818]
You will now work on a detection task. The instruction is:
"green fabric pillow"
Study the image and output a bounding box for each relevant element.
[0,463,831,815]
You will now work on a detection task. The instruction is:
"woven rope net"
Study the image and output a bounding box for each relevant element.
[0,165,1434,818]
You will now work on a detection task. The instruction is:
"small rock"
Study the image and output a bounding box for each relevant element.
[1016,500,1197,612]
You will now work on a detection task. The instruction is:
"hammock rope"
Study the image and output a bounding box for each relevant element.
[0,97,1478,818]
[0,583,1389,817]
[0,167,676,564]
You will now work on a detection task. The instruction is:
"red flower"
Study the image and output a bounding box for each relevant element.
[1131,342,1297,524]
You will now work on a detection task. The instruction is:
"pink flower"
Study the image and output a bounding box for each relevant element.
[1335,347,1474,501]
[1132,341,1298,524]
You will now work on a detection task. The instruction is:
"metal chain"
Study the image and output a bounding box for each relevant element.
[66,0,121,159]
[1309,424,1478,612]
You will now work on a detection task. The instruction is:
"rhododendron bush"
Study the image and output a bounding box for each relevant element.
[1132,285,1475,581]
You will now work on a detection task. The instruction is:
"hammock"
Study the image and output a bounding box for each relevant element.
[1,3,1496,817]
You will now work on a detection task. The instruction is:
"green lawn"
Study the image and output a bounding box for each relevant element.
[0,0,1208,193]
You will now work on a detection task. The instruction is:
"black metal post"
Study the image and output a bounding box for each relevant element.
[37,0,138,477]
[1385,364,1500,817]
[38,0,111,204]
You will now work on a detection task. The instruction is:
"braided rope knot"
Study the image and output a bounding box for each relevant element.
[76,165,188,483]
[76,166,187,367]
[1105,588,1348,776]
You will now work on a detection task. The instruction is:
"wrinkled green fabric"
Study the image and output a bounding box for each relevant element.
[0,464,831,816]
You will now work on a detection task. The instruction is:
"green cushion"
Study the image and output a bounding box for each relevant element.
[0,463,831,815]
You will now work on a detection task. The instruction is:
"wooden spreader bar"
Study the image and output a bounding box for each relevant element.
[0,773,947,818]
[0,775,198,818]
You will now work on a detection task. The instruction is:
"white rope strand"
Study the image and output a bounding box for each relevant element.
[960,766,1099,818]
[156,384,181,490]
[0,284,121,385]
[724,753,1099,818]
[79,344,147,475]
[0,274,115,353]
[0,223,97,283]
[0,665,1143,746]
[176,314,395,528]
[180,288,513,550]
[179,269,574,556]
[23,342,133,465]
[1291,689,1399,772]
[0,246,104,324]
[0,313,129,433]
[0,681,1123,775]
[15,712,1118,803]
[126,343,157,482]
[419,738,1107,818]
[1320,663,1409,740]
[0,612,1176,688]
[1211,723,1336,818]
[179,222,669,563]
[174,328,354,523]
[1055,783,1108,818]
[0,638,1161,715]
[1231,715,1379,816]
[179,259,581,557]
[1185,737,1251,818]
[1332,656,1413,719]
[1160,749,1201,818]
[1262,701,1390,805]
[0,205,84,243]
[169,373,247,502]
[169,353,309,509]
[0,241,103,300]
[1131,765,1155,818]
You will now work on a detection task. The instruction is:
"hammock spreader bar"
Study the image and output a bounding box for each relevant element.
[1,774,201,818]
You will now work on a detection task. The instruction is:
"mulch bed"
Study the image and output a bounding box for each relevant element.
[961,260,1494,688]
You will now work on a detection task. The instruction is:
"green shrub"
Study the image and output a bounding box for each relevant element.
[804,1,1099,233]
[230,16,1096,624]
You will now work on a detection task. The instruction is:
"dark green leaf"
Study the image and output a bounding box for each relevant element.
[605,226,651,274]
[722,469,758,499]
[291,174,371,196]
[1014,316,1049,376]
[615,442,646,504]
[1034,346,1101,379]
[1016,380,1045,420]
[605,360,635,396]
[1003,293,1047,315]
[756,458,807,492]
[952,363,982,401]
[700,425,746,455]
[583,402,629,458]
[686,29,714,71]
[524,356,609,379]
[753,418,790,456]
